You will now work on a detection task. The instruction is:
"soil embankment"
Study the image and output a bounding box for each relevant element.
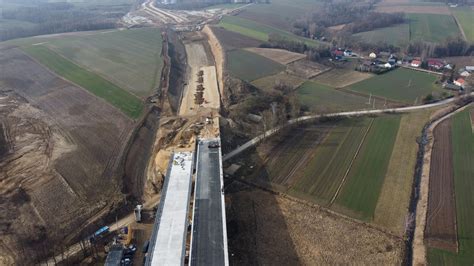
[203,25,225,102]
[167,29,187,113]
[122,106,161,200]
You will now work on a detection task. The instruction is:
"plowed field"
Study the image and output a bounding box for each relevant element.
[425,119,458,252]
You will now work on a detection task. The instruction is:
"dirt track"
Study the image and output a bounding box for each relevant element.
[425,119,458,252]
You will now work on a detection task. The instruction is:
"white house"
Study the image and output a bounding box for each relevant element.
[369,52,377,58]
[460,71,471,77]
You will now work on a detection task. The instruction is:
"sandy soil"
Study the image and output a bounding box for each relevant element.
[179,40,220,117]
[226,182,404,265]
[244,48,306,65]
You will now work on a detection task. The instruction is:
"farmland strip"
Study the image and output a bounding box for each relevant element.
[329,118,374,206]
[22,45,143,118]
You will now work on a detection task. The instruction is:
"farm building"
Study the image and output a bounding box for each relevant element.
[465,66,474,72]
[454,78,465,88]
[444,83,462,91]
[460,71,471,77]
[369,52,377,58]
[411,60,421,67]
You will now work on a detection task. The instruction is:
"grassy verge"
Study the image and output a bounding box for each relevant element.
[374,111,431,234]
[22,45,143,119]
[335,115,401,220]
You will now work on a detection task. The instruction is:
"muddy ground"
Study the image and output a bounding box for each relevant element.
[425,118,458,252]
[0,47,135,263]
[226,181,404,265]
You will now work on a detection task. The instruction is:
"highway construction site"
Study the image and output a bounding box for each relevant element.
[1,1,473,265]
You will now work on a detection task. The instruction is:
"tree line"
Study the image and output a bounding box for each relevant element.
[0,2,131,41]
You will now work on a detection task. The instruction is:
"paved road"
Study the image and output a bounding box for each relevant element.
[190,139,228,266]
[223,93,474,161]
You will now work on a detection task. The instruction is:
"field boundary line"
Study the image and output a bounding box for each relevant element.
[329,118,374,206]
[451,11,467,42]
[308,125,351,195]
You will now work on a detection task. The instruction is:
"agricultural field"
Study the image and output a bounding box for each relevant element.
[374,110,431,235]
[244,48,306,65]
[425,119,458,252]
[347,68,443,104]
[312,68,374,88]
[210,26,262,51]
[235,113,402,221]
[227,49,286,82]
[334,115,401,220]
[235,0,322,31]
[408,13,461,43]
[376,4,451,14]
[296,81,380,113]
[352,23,410,46]
[218,16,323,47]
[428,107,474,265]
[451,9,474,43]
[43,28,164,97]
[290,118,372,206]
[0,47,134,262]
[251,72,305,92]
[226,182,403,265]
[22,45,143,118]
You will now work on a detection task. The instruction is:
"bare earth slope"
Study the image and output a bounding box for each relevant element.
[0,48,134,262]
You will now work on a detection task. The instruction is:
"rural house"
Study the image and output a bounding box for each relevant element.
[369,52,377,58]
[460,71,471,77]
[411,59,421,67]
[454,78,465,88]
[427,59,444,70]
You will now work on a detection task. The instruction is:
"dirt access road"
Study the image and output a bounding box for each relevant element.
[179,33,221,119]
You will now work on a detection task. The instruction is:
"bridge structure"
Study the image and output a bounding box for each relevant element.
[145,138,228,266]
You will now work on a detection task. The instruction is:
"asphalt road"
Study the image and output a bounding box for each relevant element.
[223,93,474,161]
[190,139,227,266]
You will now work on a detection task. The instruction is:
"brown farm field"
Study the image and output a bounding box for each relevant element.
[0,47,134,262]
[226,182,404,265]
[425,119,458,252]
[244,48,306,65]
[311,68,374,88]
[211,26,262,51]
[251,72,305,92]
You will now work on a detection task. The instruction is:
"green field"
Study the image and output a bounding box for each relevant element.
[297,81,378,113]
[408,13,461,43]
[428,108,474,265]
[44,28,163,97]
[291,118,372,205]
[227,49,286,82]
[452,9,474,43]
[348,68,443,104]
[352,23,410,46]
[335,115,401,220]
[218,16,324,47]
[23,45,143,118]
